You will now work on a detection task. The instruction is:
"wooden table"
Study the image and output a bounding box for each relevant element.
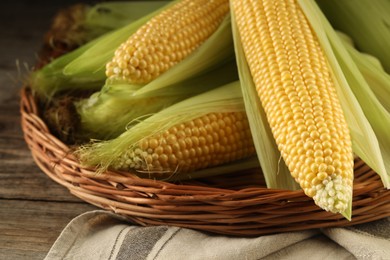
[0,2,97,259]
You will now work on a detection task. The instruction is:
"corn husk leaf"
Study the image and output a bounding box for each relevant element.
[230,7,299,191]
[30,37,102,98]
[335,34,390,186]
[338,33,390,113]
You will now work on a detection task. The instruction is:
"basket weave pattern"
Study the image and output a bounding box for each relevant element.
[20,87,390,236]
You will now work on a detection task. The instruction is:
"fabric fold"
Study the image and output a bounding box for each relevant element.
[45,211,390,260]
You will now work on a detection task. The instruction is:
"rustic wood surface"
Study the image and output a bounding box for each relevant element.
[0,1,97,259]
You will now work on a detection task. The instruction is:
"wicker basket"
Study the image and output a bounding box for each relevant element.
[20,85,390,236]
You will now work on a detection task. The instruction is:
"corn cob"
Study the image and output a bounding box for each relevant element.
[114,111,255,173]
[232,0,354,214]
[105,0,229,84]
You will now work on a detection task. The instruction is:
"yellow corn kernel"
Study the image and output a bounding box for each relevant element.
[114,112,256,174]
[106,0,229,84]
[232,0,354,213]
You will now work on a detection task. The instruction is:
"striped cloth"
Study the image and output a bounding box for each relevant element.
[45,210,390,260]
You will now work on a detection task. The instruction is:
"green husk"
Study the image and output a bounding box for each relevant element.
[338,33,390,113]
[230,5,299,191]
[77,81,259,179]
[76,60,239,140]
[316,0,390,73]
[30,37,103,98]
[299,0,390,220]
[30,1,175,98]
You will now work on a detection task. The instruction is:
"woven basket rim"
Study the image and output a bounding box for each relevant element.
[20,86,390,236]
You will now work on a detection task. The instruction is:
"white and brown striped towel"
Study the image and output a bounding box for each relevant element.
[45,210,390,260]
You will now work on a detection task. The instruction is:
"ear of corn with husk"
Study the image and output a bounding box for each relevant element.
[105,0,230,86]
[64,0,232,92]
[54,1,236,141]
[231,0,390,219]
[298,0,390,188]
[31,0,233,98]
[231,0,389,219]
[106,11,235,96]
[231,0,355,217]
[77,81,258,178]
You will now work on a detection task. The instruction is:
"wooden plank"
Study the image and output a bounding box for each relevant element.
[0,199,96,260]
[0,127,82,201]
[0,115,22,136]
[0,169,84,202]
[0,73,23,107]
[0,72,80,202]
